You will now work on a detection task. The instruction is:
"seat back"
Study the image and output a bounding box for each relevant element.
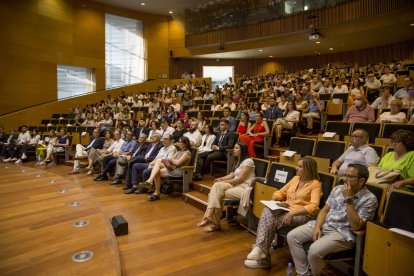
[383,190,414,232]
[253,158,270,178]
[317,172,336,208]
[382,123,414,138]
[314,140,346,163]
[369,144,385,158]
[352,122,381,144]
[267,162,297,189]
[325,121,351,140]
[289,137,316,156]
[365,183,386,221]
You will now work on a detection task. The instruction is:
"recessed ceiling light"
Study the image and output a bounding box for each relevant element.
[169,11,173,14]
[269,55,273,58]
[316,41,321,44]
[140,2,145,6]
[258,49,263,52]
[410,23,414,27]
[329,48,334,51]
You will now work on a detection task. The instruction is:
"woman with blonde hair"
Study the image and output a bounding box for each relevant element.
[245,157,322,269]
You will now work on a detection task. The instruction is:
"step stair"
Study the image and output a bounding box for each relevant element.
[181,191,208,211]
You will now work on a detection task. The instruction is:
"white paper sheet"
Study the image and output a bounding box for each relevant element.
[260,200,290,212]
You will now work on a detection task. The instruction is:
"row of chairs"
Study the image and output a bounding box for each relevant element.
[231,158,412,276]
[325,121,414,142]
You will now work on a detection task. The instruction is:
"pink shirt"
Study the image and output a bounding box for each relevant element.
[345,105,375,123]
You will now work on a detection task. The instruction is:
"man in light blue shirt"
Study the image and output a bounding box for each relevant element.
[330,129,379,176]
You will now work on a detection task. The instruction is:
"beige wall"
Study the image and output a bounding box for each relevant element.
[0,0,170,115]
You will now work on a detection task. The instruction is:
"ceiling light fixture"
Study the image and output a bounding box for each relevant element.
[410,23,414,27]
[169,11,173,14]
[140,2,145,6]
[329,48,334,51]
[269,56,273,58]
[316,41,320,44]
[258,49,263,52]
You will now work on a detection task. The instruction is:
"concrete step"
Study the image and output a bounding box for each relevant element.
[181,191,208,212]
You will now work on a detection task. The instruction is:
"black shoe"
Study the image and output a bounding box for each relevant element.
[111,179,122,185]
[124,187,137,194]
[94,175,102,181]
[134,186,148,194]
[96,175,108,181]
[192,174,202,181]
[122,185,132,190]
[148,193,160,201]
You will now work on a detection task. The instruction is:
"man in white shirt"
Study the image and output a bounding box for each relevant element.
[14,125,31,163]
[371,86,394,109]
[170,98,181,112]
[160,120,175,138]
[126,134,177,194]
[380,67,397,84]
[94,130,124,180]
[184,120,202,148]
[222,98,236,111]
[364,74,381,90]
[203,90,214,100]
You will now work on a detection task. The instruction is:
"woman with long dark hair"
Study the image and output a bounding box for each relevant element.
[197,142,256,232]
[236,111,251,135]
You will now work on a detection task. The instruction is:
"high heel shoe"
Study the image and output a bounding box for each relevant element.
[197,217,212,227]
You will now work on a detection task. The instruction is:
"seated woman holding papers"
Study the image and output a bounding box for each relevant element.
[244,157,322,269]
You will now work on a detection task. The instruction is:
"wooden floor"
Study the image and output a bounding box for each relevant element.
[0,161,345,276]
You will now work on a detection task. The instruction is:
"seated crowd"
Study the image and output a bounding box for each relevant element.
[1,60,414,275]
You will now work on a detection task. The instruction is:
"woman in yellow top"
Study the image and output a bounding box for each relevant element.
[245,157,322,269]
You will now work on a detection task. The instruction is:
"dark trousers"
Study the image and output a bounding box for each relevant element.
[102,155,117,175]
[130,163,150,186]
[195,150,226,175]
[125,159,148,185]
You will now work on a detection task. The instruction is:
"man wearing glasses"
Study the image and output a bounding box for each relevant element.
[330,129,379,178]
[287,164,378,276]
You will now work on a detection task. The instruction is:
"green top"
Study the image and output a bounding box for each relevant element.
[378,151,414,179]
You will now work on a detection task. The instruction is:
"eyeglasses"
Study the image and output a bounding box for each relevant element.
[342,174,358,180]
[350,135,366,139]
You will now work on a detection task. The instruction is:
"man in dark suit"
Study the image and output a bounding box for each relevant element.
[193,119,236,181]
[69,128,104,174]
[133,118,150,139]
[111,133,149,184]
[123,132,163,191]
[264,97,283,121]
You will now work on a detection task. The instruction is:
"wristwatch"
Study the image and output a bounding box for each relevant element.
[344,197,354,204]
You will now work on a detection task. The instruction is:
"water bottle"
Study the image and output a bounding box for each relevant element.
[286,262,293,276]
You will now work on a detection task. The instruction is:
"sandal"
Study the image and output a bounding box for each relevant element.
[148,193,160,201]
[197,217,212,227]
[203,224,221,233]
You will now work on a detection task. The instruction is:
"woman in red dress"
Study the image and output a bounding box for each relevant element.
[236,111,250,135]
[239,112,270,157]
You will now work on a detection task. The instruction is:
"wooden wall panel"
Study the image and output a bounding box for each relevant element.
[185,0,414,48]
[0,0,170,115]
[170,40,414,78]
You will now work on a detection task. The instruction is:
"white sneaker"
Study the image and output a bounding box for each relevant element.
[21,153,27,160]
[38,161,46,166]
[11,157,17,161]
[3,158,11,163]
[15,159,22,164]
[244,246,271,269]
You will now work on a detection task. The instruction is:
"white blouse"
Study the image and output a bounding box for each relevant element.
[234,158,256,186]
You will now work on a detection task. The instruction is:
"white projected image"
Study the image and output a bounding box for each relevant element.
[203,66,234,89]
